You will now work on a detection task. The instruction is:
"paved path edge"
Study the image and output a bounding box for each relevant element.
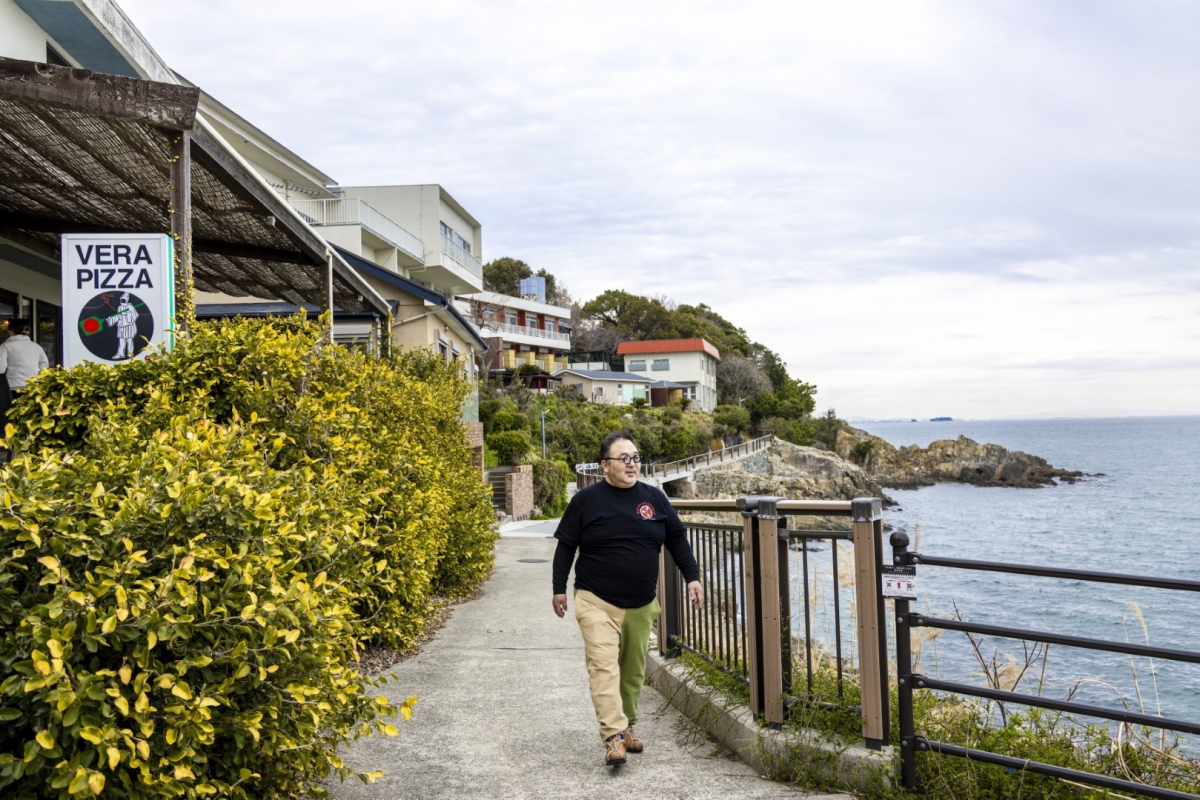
[646,652,897,795]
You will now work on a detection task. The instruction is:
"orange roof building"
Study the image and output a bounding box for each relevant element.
[615,339,721,412]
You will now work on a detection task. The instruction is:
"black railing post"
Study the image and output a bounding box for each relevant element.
[777,510,792,699]
[661,547,682,657]
[891,531,917,791]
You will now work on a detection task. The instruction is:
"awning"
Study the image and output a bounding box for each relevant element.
[648,380,688,389]
[0,57,389,317]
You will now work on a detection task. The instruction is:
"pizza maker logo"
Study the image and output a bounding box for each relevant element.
[77,291,154,361]
[636,502,656,520]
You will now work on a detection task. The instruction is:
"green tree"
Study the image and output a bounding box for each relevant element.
[673,303,751,357]
[581,290,676,340]
[482,257,532,295]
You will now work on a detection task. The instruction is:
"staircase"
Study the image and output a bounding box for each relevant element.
[486,467,513,512]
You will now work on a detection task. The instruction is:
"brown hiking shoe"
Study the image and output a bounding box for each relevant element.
[604,733,627,766]
[623,726,643,753]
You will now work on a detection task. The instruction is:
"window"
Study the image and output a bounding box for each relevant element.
[440,221,471,254]
[46,44,70,67]
[652,358,670,371]
[545,319,555,333]
[595,386,604,396]
[507,311,518,326]
[684,386,697,400]
[627,359,646,371]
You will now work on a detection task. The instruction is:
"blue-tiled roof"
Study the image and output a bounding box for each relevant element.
[555,369,652,382]
[334,247,488,351]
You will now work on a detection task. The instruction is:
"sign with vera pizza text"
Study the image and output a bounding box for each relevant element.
[62,234,175,369]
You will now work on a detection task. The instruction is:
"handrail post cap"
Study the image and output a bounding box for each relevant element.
[851,497,883,522]
[890,531,910,548]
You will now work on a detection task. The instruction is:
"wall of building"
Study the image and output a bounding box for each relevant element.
[624,349,719,412]
[0,251,63,309]
[0,0,58,62]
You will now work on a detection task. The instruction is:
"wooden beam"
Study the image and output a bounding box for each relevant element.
[0,57,199,131]
[0,212,116,234]
[187,124,328,267]
[192,239,308,264]
[171,132,193,328]
[0,214,314,268]
[852,498,887,747]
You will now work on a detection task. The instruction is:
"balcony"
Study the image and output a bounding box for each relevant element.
[439,232,482,278]
[290,198,424,263]
[484,321,571,343]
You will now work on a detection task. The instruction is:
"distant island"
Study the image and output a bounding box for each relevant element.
[930,417,953,422]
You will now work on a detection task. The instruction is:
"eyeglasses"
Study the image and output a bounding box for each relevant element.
[603,454,642,465]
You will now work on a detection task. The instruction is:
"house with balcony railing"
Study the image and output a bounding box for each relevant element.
[457,290,572,383]
[327,184,484,298]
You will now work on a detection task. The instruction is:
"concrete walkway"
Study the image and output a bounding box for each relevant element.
[329,531,851,800]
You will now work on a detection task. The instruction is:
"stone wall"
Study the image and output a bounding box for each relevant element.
[505,464,534,520]
[462,421,485,474]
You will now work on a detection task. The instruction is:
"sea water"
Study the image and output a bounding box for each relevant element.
[849,416,1200,747]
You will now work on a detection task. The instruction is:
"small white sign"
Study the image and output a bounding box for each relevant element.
[61,234,175,369]
[882,565,917,600]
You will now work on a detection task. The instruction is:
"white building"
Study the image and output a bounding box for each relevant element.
[457,291,571,375]
[554,369,651,406]
[616,338,721,413]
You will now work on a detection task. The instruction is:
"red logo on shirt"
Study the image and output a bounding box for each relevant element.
[636,502,655,519]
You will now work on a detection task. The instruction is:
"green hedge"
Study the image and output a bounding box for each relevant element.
[532,460,571,518]
[0,317,496,799]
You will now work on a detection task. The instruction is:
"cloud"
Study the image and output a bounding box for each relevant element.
[120,0,1200,417]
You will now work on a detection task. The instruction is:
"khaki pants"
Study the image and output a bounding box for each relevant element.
[574,589,660,740]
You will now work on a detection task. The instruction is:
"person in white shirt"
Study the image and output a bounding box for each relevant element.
[0,319,50,396]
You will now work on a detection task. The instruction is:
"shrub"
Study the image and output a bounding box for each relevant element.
[0,316,496,798]
[532,460,571,518]
[713,404,750,435]
[489,410,529,433]
[850,439,875,464]
[485,431,532,465]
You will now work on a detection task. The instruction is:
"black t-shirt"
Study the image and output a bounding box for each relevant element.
[552,480,701,609]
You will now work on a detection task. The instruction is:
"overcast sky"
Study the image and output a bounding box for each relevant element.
[120,0,1200,420]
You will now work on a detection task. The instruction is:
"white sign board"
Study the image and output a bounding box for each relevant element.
[61,234,175,369]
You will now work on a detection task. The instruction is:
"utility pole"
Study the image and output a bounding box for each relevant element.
[541,409,547,459]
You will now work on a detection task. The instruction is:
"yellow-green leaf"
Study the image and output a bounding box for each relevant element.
[35,729,54,749]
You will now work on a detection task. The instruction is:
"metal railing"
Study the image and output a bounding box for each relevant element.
[482,321,571,342]
[890,532,1200,798]
[576,434,775,487]
[658,496,890,748]
[289,198,424,262]
[439,232,482,277]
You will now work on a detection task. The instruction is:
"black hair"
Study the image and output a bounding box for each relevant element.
[600,431,636,461]
[8,319,30,335]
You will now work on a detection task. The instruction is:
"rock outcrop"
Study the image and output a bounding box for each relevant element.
[675,439,886,502]
[671,429,1083,509]
[833,427,1084,490]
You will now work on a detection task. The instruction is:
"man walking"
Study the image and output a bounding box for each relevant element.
[0,319,49,398]
[552,431,704,766]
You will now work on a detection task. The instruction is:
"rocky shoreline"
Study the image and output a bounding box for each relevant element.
[673,427,1085,505]
[834,426,1086,490]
